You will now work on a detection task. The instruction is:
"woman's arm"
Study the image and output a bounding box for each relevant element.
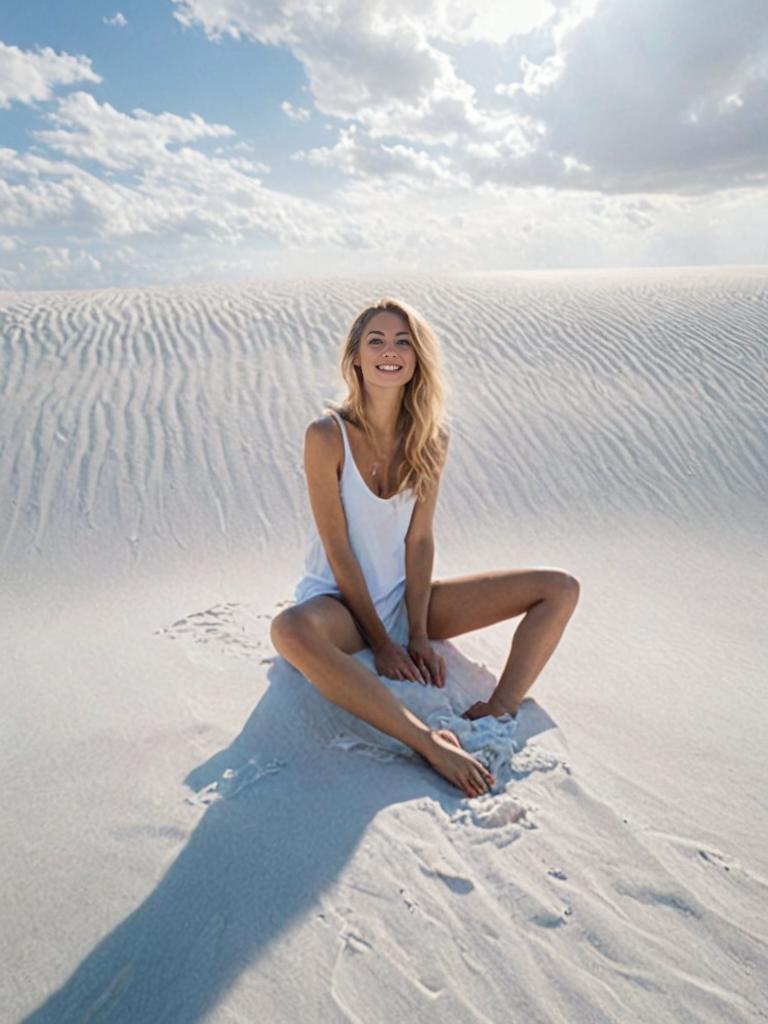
[405,538,434,639]
[304,417,390,650]
[404,455,445,639]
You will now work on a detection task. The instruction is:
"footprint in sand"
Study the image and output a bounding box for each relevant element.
[416,863,475,895]
[339,931,374,953]
[698,847,733,872]
[399,887,418,913]
[617,883,701,919]
[154,601,273,663]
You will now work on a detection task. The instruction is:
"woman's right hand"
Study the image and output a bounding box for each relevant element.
[372,638,428,683]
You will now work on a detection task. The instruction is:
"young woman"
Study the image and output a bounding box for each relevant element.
[270,298,580,799]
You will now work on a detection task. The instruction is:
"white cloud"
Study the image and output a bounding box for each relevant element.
[293,125,468,188]
[173,0,561,47]
[3,165,768,289]
[173,0,768,195]
[0,40,101,109]
[172,0,539,150]
[103,12,128,28]
[495,0,768,192]
[423,0,558,44]
[0,85,350,256]
[34,91,235,170]
[495,53,565,99]
[3,1,768,289]
[281,100,311,122]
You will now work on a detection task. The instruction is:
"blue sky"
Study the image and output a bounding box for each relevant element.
[1,0,767,290]
[0,1,334,195]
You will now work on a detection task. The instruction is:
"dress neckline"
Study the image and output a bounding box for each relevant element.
[332,411,409,504]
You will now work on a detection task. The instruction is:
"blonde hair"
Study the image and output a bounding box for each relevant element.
[324,297,450,503]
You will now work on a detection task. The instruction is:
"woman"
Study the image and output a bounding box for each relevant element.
[270,298,580,799]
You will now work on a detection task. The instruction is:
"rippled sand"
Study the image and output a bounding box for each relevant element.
[2,267,766,1023]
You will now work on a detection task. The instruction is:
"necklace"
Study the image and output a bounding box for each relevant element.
[368,433,401,480]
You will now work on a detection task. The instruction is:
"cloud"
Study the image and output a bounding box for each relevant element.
[0,83,349,256]
[172,0,543,149]
[3,2,768,289]
[493,0,768,192]
[422,0,559,44]
[0,40,101,109]
[281,100,311,121]
[172,0,561,47]
[292,125,468,188]
[103,12,128,28]
[173,0,768,195]
[34,90,235,170]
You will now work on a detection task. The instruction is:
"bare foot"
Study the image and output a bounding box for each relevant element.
[421,728,495,798]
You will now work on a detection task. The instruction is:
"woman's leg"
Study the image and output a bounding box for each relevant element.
[270,595,495,797]
[425,568,580,715]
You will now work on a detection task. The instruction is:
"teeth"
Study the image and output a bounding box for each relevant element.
[377,365,401,371]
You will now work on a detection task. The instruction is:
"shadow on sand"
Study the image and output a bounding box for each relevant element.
[24,647,556,1023]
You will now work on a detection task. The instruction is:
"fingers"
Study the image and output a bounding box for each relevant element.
[385,649,442,686]
[403,645,447,687]
[415,656,435,685]
[419,656,443,687]
[403,658,426,684]
[408,658,425,684]
[386,658,421,683]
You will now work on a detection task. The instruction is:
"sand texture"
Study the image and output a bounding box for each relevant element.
[2,267,767,1023]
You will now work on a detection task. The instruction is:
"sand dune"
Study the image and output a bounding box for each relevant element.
[2,267,766,1022]
[2,266,765,582]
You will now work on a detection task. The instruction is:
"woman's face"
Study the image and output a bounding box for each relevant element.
[354,310,417,389]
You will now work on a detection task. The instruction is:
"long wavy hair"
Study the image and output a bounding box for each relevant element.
[324,297,450,503]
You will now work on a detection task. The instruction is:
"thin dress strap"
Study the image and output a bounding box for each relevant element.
[328,409,352,477]
[328,409,349,451]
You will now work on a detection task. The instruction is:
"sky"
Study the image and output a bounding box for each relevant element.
[1,0,767,291]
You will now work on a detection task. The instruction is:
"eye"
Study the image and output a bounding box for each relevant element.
[398,339,411,345]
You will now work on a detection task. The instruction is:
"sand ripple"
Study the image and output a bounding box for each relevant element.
[1,267,765,581]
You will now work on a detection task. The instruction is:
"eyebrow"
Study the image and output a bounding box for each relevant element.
[366,329,412,337]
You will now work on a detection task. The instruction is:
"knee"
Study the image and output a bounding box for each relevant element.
[545,570,581,607]
[270,606,308,652]
[558,571,581,606]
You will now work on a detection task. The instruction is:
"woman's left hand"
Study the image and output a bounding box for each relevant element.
[407,637,446,687]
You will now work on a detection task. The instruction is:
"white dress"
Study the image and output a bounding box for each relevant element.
[293,409,417,644]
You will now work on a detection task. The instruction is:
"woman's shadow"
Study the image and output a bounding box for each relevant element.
[24,644,555,1023]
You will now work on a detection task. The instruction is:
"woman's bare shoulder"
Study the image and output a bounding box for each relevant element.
[305,412,341,441]
[304,414,344,469]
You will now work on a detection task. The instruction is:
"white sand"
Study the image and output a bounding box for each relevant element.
[2,267,766,1023]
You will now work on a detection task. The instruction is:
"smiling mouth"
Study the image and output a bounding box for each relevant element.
[376,365,402,372]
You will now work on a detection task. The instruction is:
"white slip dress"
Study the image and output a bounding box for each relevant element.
[292,409,417,645]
